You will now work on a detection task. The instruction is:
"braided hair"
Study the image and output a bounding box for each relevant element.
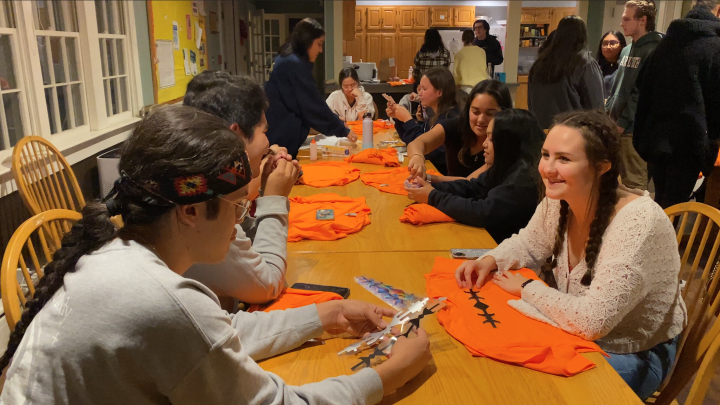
[539,110,622,288]
[0,105,246,371]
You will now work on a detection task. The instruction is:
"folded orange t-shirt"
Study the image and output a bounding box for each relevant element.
[288,193,372,242]
[426,257,604,376]
[299,161,361,188]
[400,204,455,225]
[344,148,400,167]
[248,288,343,312]
[360,167,442,195]
[347,120,395,136]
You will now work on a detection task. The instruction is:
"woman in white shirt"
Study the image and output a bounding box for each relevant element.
[456,110,686,401]
[326,67,374,121]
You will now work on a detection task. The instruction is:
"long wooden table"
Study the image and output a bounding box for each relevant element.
[260,251,642,405]
[268,128,642,404]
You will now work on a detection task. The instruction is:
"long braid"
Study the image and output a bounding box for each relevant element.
[541,200,569,289]
[0,202,117,370]
[581,174,619,285]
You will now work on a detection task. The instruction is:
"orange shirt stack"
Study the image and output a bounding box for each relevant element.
[346,120,395,137]
[426,257,604,376]
[288,193,372,242]
[360,167,442,196]
[344,148,400,167]
[299,161,361,188]
[248,288,343,312]
[400,204,455,225]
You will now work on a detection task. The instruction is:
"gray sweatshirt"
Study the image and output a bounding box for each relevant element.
[0,239,384,404]
[183,196,289,304]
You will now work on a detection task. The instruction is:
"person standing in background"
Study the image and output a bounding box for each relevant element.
[528,16,604,129]
[605,0,661,191]
[633,0,720,208]
[265,18,358,157]
[454,30,490,94]
[473,19,504,76]
[412,28,451,93]
[596,31,627,98]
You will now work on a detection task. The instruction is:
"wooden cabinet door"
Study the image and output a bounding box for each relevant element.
[366,33,381,64]
[345,33,366,63]
[399,7,414,29]
[355,7,365,31]
[366,7,381,30]
[430,6,452,27]
[414,7,429,29]
[454,6,475,27]
[550,8,575,32]
[534,8,553,24]
[381,7,396,29]
[380,33,396,61]
[397,32,415,79]
[521,9,536,24]
[414,33,425,55]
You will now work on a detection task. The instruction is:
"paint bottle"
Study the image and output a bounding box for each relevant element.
[362,113,373,150]
[310,138,317,161]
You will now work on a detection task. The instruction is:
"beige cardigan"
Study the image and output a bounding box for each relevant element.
[485,189,687,354]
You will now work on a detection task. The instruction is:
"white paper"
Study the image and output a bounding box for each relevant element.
[388,58,395,67]
[183,49,191,75]
[198,0,206,16]
[172,21,179,50]
[156,40,175,89]
[195,22,202,49]
[189,49,198,75]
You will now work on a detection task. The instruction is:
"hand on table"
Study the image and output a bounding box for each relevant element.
[492,271,530,297]
[455,256,498,289]
[316,299,395,336]
[404,177,433,204]
[375,328,432,396]
[347,129,358,143]
[407,155,427,181]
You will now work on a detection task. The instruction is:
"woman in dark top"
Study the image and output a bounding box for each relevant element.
[406,80,513,180]
[412,29,451,92]
[386,67,462,175]
[528,16,604,129]
[596,31,627,98]
[265,18,358,157]
[404,109,544,243]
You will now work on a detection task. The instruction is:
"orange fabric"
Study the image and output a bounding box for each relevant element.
[387,78,414,86]
[426,257,604,376]
[248,288,343,312]
[344,148,400,167]
[346,120,394,136]
[399,204,455,225]
[299,161,361,188]
[288,193,371,242]
[360,167,442,196]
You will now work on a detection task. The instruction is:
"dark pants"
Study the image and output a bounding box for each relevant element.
[648,156,702,209]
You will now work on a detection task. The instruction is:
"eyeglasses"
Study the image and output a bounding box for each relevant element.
[342,84,357,90]
[602,40,620,48]
[219,197,252,223]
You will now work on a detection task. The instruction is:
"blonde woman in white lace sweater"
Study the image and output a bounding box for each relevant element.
[455,110,686,401]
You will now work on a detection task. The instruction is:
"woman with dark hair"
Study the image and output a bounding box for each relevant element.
[0,105,433,404]
[412,28,450,90]
[265,18,358,157]
[387,67,461,175]
[325,67,374,121]
[457,110,686,401]
[528,16,604,129]
[597,31,627,97]
[406,79,513,180]
[405,109,544,242]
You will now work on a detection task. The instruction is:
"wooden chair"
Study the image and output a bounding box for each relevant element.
[683,332,720,405]
[647,202,720,405]
[1,209,82,330]
[12,136,86,216]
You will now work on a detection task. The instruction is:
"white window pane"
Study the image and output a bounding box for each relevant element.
[94,0,105,33]
[105,0,115,34]
[34,1,78,32]
[0,35,17,89]
[44,87,58,133]
[106,39,115,76]
[99,39,107,77]
[57,85,69,131]
[50,36,65,83]
[116,38,124,75]
[71,83,83,126]
[66,37,78,81]
[33,1,52,30]
[116,1,125,35]
[271,20,279,35]
[37,36,51,85]
[109,78,118,115]
[3,93,24,146]
[119,76,127,112]
[1,1,16,29]
[103,78,110,115]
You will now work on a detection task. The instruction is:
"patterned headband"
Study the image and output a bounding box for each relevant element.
[113,151,253,206]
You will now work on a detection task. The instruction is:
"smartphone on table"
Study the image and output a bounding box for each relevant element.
[291,283,351,299]
[450,249,491,260]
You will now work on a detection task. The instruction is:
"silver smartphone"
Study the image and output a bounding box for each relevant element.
[450,249,491,260]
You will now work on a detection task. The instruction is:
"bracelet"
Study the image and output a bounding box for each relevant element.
[521,279,535,289]
[411,153,426,161]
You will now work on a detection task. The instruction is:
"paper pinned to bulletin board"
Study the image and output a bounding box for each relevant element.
[147,0,207,104]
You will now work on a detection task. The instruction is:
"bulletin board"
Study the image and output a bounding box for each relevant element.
[147,0,208,104]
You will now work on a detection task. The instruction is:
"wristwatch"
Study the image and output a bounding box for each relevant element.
[520,279,535,289]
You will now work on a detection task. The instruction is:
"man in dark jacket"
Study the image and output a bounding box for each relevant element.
[634,0,720,208]
[605,0,661,191]
[473,19,504,75]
